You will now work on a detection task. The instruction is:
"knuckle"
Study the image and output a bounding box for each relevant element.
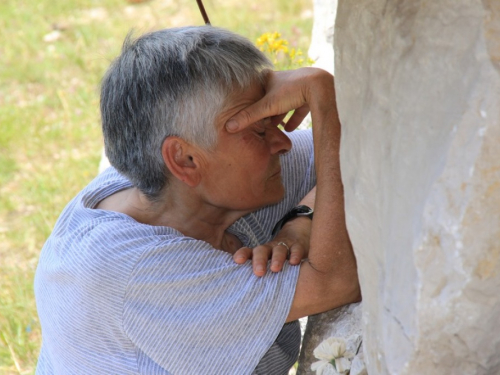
[237,108,255,125]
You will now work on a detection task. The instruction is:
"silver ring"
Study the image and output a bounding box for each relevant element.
[278,241,290,257]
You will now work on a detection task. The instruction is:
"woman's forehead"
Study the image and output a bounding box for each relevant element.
[216,81,265,129]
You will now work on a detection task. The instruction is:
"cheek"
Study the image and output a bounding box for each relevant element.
[241,132,266,147]
[240,134,270,163]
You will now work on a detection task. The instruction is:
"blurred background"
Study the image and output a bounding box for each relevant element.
[0,0,313,373]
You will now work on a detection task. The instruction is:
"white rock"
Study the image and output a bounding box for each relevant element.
[350,352,367,375]
[297,303,363,374]
[335,0,500,374]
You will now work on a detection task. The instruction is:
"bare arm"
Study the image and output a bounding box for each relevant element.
[286,70,360,322]
[233,187,315,276]
[227,68,361,321]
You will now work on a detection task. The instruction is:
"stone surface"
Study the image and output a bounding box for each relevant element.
[297,303,363,374]
[351,352,368,375]
[335,0,500,374]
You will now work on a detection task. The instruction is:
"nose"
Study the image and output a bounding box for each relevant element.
[268,127,292,155]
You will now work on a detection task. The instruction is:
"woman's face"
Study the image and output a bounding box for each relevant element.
[196,80,292,213]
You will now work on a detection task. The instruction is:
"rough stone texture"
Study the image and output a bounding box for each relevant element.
[351,352,368,375]
[297,303,363,374]
[335,0,500,374]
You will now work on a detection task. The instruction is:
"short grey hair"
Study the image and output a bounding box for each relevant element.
[100,26,272,199]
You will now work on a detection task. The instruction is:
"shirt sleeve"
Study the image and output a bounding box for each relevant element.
[123,237,300,375]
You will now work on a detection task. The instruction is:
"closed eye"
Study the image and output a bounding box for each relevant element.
[254,117,271,137]
[255,129,266,137]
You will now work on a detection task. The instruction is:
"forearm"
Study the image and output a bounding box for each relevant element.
[286,73,360,321]
[308,75,354,274]
[224,67,359,317]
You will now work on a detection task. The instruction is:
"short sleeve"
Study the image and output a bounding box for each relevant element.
[123,237,300,375]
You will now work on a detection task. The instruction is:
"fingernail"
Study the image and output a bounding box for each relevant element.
[226,119,239,131]
[257,265,265,273]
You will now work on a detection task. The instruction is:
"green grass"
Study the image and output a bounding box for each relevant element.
[0,0,312,373]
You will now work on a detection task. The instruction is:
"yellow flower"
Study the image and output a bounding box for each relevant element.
[255,32,313,70]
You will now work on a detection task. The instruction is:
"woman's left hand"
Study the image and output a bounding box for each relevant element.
[233,216,312,277]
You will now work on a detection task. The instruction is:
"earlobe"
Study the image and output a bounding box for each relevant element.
[162,137,201,187]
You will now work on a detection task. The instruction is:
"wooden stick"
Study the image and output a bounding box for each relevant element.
[196,0,211,25]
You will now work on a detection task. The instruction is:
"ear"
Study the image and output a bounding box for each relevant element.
[161,137,202,187]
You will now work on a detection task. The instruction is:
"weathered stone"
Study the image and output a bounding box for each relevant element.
[335,0,500,374]
[351,352,368,375]
[297,303,363,374]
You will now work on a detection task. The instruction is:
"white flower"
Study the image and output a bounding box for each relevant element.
[313,337,347,360]
[311,337,354,375]
[335,357,352,373]
[311,361,339,375]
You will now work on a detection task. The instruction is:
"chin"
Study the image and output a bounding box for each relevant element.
[266,184,286,206]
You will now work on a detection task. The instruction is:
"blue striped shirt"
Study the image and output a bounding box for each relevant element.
[35,130,315,374]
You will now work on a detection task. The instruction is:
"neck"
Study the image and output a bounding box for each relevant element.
[123,184,247,253]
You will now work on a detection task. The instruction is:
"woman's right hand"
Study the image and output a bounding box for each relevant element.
[225,68,333,133]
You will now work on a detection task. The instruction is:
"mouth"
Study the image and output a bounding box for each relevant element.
[270,167,281,178]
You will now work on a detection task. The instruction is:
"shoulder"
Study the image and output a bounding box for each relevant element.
[122,237,301,374]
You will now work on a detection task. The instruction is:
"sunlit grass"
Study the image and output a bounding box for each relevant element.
[0,0,312,372]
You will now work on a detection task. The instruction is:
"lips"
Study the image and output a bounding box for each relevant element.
[270,167,281,178]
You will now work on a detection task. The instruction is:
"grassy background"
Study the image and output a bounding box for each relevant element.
[0,0,312,373]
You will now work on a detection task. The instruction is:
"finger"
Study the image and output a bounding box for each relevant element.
[288,243,305,265]
[283,104,310,132]
[251,245,272,277]
[226,71,308,132]
[270,113,288,127]
[233,247,253,264]
[225,98,277,133]
[270,243,290,273]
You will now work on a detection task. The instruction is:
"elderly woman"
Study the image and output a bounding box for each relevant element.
[34,26,359,374]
